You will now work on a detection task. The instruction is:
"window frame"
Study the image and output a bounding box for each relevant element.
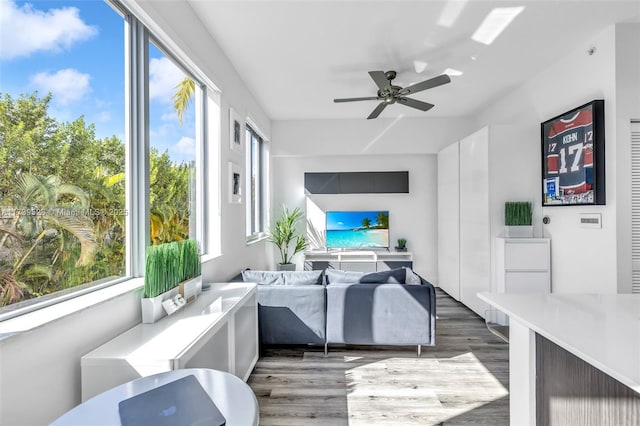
[245,123,268,242]
[0,0,220,322]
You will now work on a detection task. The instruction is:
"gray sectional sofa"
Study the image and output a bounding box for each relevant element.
[237,267,436,355]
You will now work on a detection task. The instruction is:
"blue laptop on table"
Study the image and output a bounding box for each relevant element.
[118,375,226,426]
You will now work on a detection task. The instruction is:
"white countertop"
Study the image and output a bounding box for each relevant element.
[478,292,640,394]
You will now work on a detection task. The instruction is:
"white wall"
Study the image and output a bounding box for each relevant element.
[272,154,438,281]
[614,23,640,292]
[475,24,640,293]
[0,2,273,424]
[272,117,475,156]
[271,116,472,280]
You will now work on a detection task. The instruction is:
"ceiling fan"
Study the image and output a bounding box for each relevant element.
[334,70,451,119]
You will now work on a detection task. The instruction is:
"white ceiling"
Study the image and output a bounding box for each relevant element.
[187,1,639,120]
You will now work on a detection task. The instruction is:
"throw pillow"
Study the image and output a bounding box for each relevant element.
[326,268,407,284]
[404,267,422,285]
[359,268,406,284]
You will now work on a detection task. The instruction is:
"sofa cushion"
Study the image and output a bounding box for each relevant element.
[326,268,406,284]
[325,269,365,284]
[404,267,422,285]
[242,270,323,286]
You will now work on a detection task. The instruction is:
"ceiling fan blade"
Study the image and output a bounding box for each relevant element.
[333,96,380,103]
[399,74,451,95]
[397,97,435,112]
[367,102,387,119]
[368,71,391,91]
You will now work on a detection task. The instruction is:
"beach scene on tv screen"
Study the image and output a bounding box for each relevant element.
[326,211,389,248]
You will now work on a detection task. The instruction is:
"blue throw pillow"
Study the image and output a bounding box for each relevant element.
[360,268,406,284]
[326,268,406,284]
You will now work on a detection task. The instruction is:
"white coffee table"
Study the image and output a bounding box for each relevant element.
[50,368,259,426]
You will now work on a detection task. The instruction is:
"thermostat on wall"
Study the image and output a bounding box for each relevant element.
[580,213,602,228]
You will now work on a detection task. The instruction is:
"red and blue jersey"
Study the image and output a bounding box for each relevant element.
[545,109,593,194]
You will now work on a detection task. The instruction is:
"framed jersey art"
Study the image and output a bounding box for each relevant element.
[541,100,605,206]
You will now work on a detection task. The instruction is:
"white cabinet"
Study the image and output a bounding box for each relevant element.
[81,282,258,401]
[437,141,460,300]
[437,125,540,318]
[496,237,550,292]
[494,238,550,325]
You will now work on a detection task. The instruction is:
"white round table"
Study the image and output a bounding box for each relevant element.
[50,368,259,426]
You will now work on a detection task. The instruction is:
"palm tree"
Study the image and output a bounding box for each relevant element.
[173,77,195,125]
[376,211,389,228]
[0,174,98,303]
[361,218,371,229]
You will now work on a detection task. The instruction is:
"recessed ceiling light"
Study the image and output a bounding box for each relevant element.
[472,6,525,45]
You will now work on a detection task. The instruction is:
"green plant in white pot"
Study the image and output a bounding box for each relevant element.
[504,201,533,237]
[142,239,201,323]
[268,206,308,271]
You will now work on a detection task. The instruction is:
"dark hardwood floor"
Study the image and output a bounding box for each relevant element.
[247,288,510,425]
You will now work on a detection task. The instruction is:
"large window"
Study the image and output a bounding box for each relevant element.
[246,125,266,239]
[0,0,214,318]
[0,0,126,312]
[148,41,197,246]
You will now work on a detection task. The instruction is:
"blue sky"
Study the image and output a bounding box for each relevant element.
[326,211,388,230]
[0,0,195,164]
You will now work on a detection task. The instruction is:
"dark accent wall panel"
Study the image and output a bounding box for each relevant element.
[536,333,640,425]
[374,172,409,193]
[339,172,374,193]
[304,171,409,194]
[304,173,339,194]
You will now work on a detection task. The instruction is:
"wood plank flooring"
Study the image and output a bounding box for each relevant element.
[247,288,510,425]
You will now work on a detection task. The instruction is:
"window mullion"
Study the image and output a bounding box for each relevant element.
[125,15,150,277]
[195,85,207,254]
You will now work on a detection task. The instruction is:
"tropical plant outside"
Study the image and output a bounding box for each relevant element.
[268,206,308,265]
[0,92,193,308]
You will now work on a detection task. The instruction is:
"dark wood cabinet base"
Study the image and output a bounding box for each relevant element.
[536,334,640,425]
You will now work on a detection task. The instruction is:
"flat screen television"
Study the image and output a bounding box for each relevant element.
[325,211,389,249]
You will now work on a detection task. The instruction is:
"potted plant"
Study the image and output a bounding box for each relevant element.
[395,238,408,252]
[505,201,533,237]
[142,239,201,323]
[268,206,308,271]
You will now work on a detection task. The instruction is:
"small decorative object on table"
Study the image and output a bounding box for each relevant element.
[395,238,408,252]
[505,201,533,238]
[141,239,202,323]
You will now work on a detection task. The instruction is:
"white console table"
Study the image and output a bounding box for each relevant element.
[303,250,412,272]
[81,282,258,401]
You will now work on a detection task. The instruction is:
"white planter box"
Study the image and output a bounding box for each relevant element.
[141,276,203,324]
[506,225,533,238]
[141,287,180,324]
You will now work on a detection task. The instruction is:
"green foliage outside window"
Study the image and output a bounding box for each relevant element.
[0,92,192,307]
